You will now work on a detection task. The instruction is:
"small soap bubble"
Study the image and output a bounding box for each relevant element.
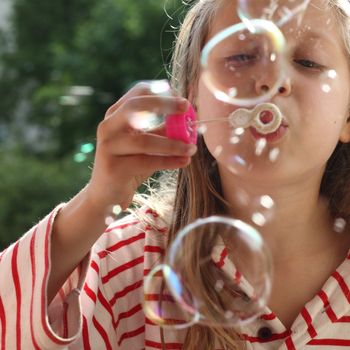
[251,195,275,227]
[328,70,337,79]
[230,136,241,144]
[321,84,331,93]
[112,205,122,216]
[228,87,238,97]
[255,138,267,156]
[269,148,280,163]
[225,310,234,320]
[234,127,245,136]
[197,124,208,135]
[214,145,223,157]
[333,218,346,233]
[252,212,267,227]
[215,279,225,292]
[105,215,115,226]
[260,195,275,210]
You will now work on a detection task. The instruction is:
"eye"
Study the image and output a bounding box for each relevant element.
[294,59,324,70]
[224,54,258,69]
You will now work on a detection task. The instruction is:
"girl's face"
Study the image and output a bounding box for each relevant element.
[196,0,350,185]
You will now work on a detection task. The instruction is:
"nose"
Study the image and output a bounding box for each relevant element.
[255,77,291,97]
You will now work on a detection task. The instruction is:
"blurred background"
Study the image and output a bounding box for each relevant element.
[0,0,186,249]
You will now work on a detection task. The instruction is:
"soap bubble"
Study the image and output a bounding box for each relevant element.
[146,216,273,328]
[201,19,286,107]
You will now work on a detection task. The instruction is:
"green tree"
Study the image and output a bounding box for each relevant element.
[0,0,186,247]
[0,0,184,157]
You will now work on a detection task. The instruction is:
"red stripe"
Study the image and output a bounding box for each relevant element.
[92,316,113,350]
[308,339,350,346]
[84,284,97,303]
[215,247,228,268]
[243,330,291,343]
[102,256,144,284]
[144,294,175,302]
[146,317,158,325]
[118,325,145,346]
[332,271,350,302]
[90,260,99,274]
[114,303,143,329]
[285,336,296,350]
[97,289,115,324]
[260,312,276,320]
[82,316,91,350]
[301,307,317,337]
[98,232,145,258]
[337,315,350,322]
[58,289,65,303]
[144,245,165,255]
[41,212,71,345]
[145,340,182,349]
[145,208,159,217]
[318,290,340,322]
[63,302,69,338]
[29,229,41,350]
[110,280,143,306]
[234,270,241,283]
[11,242,21,350]
[0,296,6,350]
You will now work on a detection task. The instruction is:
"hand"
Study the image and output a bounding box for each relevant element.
[84,82,198,213]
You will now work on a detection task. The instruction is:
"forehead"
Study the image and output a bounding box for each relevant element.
[208,0,341,45]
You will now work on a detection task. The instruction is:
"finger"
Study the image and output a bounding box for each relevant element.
[106,81,176,117]
[100,96,189,137]
[105,132,197,157]
[105,82,153,117]
[121,95,189,117]
[128,154,192,172]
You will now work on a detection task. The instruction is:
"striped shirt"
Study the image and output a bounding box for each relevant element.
[0,205,350,349]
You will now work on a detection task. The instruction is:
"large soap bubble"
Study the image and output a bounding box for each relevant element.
[237,0,311,27]
[144,216,272,328]
[201,19,286,107]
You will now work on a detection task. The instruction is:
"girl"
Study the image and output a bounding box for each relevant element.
[1,0,350,349]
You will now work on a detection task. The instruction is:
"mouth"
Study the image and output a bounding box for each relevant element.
[249,123,288,143]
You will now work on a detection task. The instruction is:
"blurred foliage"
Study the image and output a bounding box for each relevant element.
[0,0,187,249]
[0,151,92,248]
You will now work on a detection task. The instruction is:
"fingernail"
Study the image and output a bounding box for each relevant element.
[177,98,189,110]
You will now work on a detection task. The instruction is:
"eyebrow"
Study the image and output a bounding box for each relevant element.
[295,29,340,50]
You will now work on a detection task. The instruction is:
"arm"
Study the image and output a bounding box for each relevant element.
[0,82,196,349]
[47,82,196,304]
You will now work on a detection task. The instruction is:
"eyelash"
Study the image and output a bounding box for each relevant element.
[224,54,258,67]
[225,55,325,72]
[294,59,325,71]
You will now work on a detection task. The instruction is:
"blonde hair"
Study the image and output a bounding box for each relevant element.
[140,1,350,349]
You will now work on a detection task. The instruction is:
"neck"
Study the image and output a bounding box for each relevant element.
[219,165,339,264]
